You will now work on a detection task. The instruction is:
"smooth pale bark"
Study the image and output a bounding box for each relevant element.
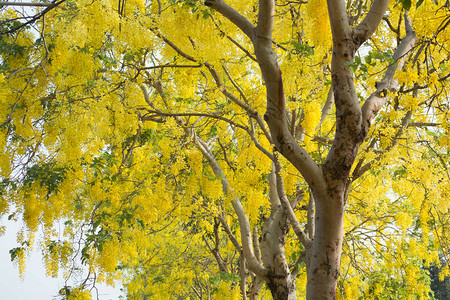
[361,14,416,132]
[202,0,406,299]
[305,1,390,298]
[262,168,297,300]
[144,2,418,297]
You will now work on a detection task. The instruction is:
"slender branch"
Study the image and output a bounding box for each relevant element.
[194,137,269,280]
[203,234,228,273]
[192,287,202,299]
[383,16,400,35]
[361,14,416,132]
[227,35,258,62]
[0,0,66,35]
[151,30,197,62]
[222,64,248,103]
[273,154,312,248]
[423,140,450,180]
[210,16,257,62]
[204,63,254,115]
[138,64,202,70]
[291,250,307,277]
[151,32,273,152]
[218,215,241,251]
[143,33,274,160]
[139,84,158,109]
[306,190,315,239]
[0,2,56,6]
[202,62,274,156]
[289,109,296,136]
[252,227,262,263]
[353,110,413,180]
[313,135,333,145]
[407,122,440,127]
[239,253,248,300]
[217,138,236,171]
[315,87,334,132]
[142,110,248,130]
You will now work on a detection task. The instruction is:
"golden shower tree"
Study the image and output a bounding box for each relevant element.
[0,0,449,298]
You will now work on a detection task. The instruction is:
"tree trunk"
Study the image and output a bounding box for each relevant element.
[259,216,298,300]
[260,178,297,300]
[306,190,345,299]
[267,274,297,300]
[202,1,392,299]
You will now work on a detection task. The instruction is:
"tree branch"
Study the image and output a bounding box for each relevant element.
[210,16,257,62]
[193,137,269,281]
[142,77,268,279]
[138,64,202,70]
[218,215,241,251]
[204,0,256,39]
[203,234,228,273]
[353,110,413,180]
[306,191,315,240]
[273,155,312,248]
[256,0,275,41]
[315,87,334,132]
[145,33,274,160]
[326,0,351,40]
[253,0,324,190]
[353,0,390,46]
[205,0,324,189]
[0,0,66,35]
[205,62,273,145]
[141,110,248,131]
[252,227,262,263]
[361,14,416,133]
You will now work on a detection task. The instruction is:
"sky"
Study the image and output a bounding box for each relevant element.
[0,217,123,300]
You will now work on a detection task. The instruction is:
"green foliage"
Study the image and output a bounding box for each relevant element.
[0,177,16,196]
[346,50,394,80]
[396,0,438,10]
[9,240,29,262]
[0,0,449,298]
[282,41,315,58]
[23,163,70,197]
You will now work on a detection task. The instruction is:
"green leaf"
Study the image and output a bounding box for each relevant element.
[400,0,411,10]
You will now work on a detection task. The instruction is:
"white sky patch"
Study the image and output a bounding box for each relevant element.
[0,217,124,300]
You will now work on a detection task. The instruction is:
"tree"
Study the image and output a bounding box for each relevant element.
[0,0,449,299]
